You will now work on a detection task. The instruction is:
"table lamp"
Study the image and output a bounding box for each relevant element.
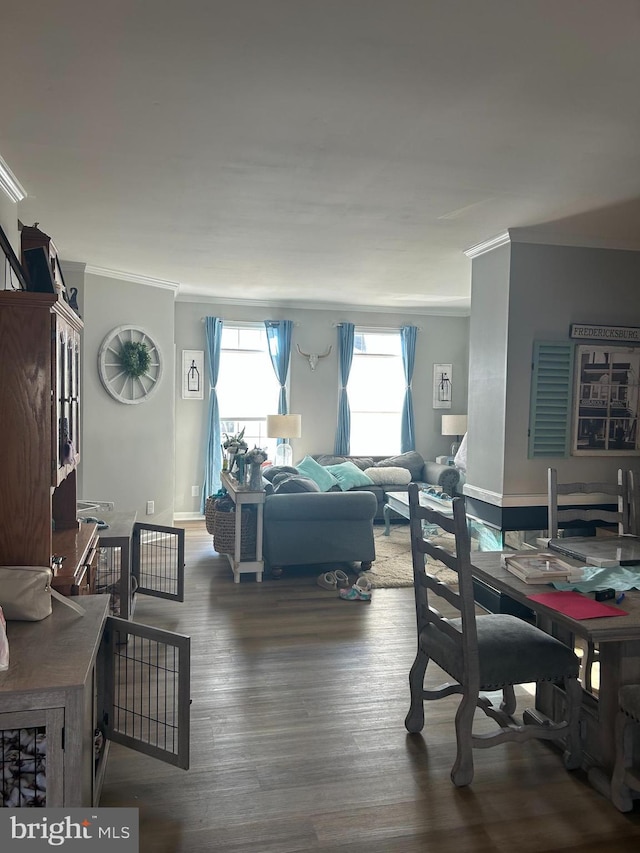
[267,414,302,467]
[441,414,467,456]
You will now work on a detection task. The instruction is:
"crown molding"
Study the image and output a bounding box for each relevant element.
[508,226,640,252]
[176,292,470,317]
[0,153,27,203]
[85,264,180,293]
[463,231,510,259]
[465,227,640,259]
[59,260,86,275]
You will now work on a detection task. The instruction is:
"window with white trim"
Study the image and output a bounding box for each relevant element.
[217,325,281,461]
[348,329,404,455]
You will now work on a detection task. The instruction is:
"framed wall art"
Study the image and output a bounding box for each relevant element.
[572,344,640,455]
[182,350,204,400]
[433,363,452,409]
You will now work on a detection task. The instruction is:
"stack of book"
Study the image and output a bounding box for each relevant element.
[504,551,573,584]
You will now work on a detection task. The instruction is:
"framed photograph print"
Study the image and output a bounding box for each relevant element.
[182,350,204,400]
[572,344,640,455]
[433,363,452,409]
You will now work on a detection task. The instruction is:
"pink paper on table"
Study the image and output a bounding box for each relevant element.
[526,591,628,619]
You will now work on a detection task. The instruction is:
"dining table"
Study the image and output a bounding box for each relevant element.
[471,549,640,802]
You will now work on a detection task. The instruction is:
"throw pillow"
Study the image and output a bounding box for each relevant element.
[273,475,321,494]
[262,465,299,483]
[375,450,425,481]
[296,455,339,492]
[363,466,412,486]
[325,461,375,491]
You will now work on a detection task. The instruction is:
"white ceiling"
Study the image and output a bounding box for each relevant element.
[2,1,640,313]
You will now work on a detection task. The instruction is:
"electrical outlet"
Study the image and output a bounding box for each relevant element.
[146,500,154,515]
[191,485,199,497]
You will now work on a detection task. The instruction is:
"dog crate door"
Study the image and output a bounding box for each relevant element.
[102,616,190,769]
[132,522,185,602]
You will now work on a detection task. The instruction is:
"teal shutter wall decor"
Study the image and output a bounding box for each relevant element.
[528,341,575,458]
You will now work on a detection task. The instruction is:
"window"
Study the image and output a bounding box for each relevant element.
[217,325,281,460]
[348,330,404,455]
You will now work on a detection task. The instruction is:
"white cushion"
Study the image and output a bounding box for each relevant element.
[363,466,411,485]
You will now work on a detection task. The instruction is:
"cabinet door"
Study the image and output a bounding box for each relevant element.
[132,523,185,602]
[0,708,64,807]
[101,616,190,769]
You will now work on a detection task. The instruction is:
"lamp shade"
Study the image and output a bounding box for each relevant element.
[266,413,302,439]
[441,414,467,437]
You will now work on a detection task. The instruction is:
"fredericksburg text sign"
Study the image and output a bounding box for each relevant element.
[571,324,640,342]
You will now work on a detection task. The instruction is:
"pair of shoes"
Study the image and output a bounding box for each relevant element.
[317,569,350,591]
[339,576,372,601]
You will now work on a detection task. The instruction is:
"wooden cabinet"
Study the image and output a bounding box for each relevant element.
[0,596,190,807]
[0,291,94,591]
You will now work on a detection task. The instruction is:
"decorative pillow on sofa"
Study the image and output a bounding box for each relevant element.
[363,466,412,486]
[295,455,339,491]
[324,461,375,491]
[374,450,425,481]
[262,465,299,483]
[273,475,321,494]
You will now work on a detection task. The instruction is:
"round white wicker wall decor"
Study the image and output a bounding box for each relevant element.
[98,325,163,404]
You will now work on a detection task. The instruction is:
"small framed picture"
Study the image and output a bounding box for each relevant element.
[182,350,204,399]
[433,363,452,409]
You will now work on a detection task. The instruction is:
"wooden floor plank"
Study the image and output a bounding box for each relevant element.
[100,521,640,851]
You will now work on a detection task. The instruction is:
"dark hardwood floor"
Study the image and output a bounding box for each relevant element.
[100,522,640,852]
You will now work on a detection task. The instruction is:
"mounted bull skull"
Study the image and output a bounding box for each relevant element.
[296,343,332,371]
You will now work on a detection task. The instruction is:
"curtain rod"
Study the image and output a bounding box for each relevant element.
[332,322,422,332]
[200,318,299,325]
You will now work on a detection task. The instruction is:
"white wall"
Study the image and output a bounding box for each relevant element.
[0,195,19,254]
[174,301,470,516]
[80,273,176,525]
[467,239,640,506]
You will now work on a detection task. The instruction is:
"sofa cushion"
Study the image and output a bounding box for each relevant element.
[325,461,375,491]
[262,465,299,483]
[364,466,412,486]
[296,455,339,491]
[273,475,320,494]
[375,450,425,481]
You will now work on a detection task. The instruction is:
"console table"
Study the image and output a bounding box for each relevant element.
[220,471,265,583]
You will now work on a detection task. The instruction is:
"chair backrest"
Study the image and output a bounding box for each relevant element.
[628,469,640,536]
[407,483,478,688]
[547,467,630,539]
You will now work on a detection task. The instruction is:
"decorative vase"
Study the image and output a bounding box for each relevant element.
[236,455,247,486]
[249,462,263,491]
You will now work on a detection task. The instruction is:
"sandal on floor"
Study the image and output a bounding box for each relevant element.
[339,576,372,601]
[317,569,350,590]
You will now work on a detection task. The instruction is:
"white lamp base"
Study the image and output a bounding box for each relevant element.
[274,442,293,467]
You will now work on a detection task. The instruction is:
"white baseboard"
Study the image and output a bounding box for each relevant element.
[174,512,205,521]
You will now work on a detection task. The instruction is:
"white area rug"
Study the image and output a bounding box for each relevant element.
[358,525,458,589]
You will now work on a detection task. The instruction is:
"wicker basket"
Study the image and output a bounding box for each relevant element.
[206,496,256,559]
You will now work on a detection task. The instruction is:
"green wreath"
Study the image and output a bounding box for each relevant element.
[119,340,151,378]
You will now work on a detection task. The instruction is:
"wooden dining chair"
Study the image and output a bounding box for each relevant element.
[547,467,630,540]
[611,685,640,812]
[547,467,631,692]
[404,482,582,787]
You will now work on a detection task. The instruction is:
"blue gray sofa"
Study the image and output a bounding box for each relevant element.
[311,451,461,521]
[263,490,377,573]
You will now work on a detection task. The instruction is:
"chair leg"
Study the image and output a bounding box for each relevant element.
[451,691,477,787]
[405,649,429,733]
[500,685,517,717]
[611,711,635,812]
[562,676,583,771]
[584,641,598,693]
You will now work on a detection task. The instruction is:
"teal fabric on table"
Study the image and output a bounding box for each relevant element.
[553,566,640,593]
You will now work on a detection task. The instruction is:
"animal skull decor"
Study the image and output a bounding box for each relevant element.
[296,343,332,371]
